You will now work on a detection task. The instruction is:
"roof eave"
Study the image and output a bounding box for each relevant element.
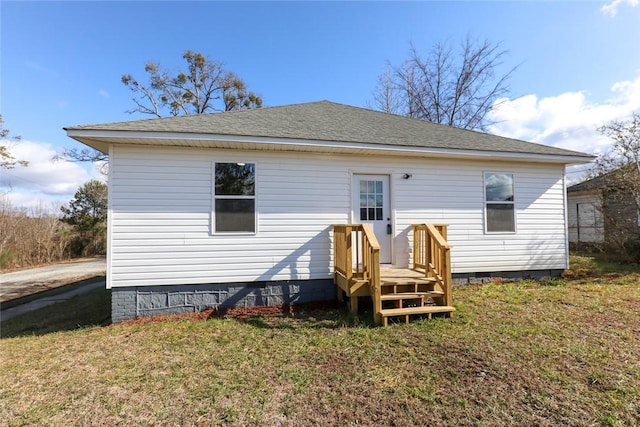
[65,129,595,165]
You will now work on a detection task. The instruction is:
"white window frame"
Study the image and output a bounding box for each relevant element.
[211,160,257,235]
[484,171,516,234]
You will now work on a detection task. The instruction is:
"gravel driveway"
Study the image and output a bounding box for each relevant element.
[0,258,106,303]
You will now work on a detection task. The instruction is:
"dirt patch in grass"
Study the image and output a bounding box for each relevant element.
[117,300,342,327]
[1,260,638,426]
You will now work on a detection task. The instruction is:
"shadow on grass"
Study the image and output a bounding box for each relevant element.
[238,309,375,330]
[224,298,380,330]
[0,288,111,339]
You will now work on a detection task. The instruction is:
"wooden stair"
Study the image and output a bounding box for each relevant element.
[379,305,456,326]
[379,291,444,302]
[377,267,454,326]
[333,223,454,326]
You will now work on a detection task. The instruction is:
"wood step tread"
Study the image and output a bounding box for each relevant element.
[380,278,437,285]
[379,306,456,316]
[381,276,436,281]
[380,291,444,301]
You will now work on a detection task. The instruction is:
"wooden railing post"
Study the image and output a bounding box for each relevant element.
[345,225,353,283]
[371,244,381,325]
[444,246,453,309]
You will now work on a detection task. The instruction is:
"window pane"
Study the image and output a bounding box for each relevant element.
[368,181,375,193]
[375,194,383,207]
[215,163,255,196]
[487,204,515,232]
[360,195,367,208]
[360,208,367,220]
[375,181,382,193]
[368,208,375,219]
[215,199,255,232]
[485,173,514,202]
[376,208,383,220]
[360,181,367,193]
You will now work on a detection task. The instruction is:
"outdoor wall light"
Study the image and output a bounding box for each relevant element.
[403,173,412,180]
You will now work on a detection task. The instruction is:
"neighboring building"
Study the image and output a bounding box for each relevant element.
[567,168,640,250]
[65,101,593,322]
[567,184,604,245]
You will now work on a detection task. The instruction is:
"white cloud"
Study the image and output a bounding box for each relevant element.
[98,89,110,99]
[488,74,640,157]
[0,140,104,210]
[488,73,640,183]
[601,0,639,17]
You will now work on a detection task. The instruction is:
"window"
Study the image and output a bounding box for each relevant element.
[485,172,515,232]
[214,162,255,233]
[359,179,384,221]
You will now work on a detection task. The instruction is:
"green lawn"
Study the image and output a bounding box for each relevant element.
[1,255,638,426]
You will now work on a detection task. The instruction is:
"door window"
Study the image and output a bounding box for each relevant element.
[359,180,384,221]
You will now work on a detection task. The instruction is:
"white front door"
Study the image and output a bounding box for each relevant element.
[353,174,391,263]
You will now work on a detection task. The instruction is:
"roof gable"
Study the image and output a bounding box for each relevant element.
[66,100,594,161]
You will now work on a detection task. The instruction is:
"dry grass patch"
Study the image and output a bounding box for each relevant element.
[1,259,639,426]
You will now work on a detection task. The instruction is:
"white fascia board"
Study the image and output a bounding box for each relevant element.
[65,129,595,165]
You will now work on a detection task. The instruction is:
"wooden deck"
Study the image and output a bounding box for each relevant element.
[380,265,430,282]
[333,224,455,326]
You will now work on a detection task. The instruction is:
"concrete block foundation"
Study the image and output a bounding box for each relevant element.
[111,279,335,323]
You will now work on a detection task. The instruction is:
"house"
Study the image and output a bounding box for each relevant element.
[567,177,605,246]
[567,167,640,251]
[65,101,593,324]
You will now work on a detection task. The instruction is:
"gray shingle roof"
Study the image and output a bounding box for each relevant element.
[66,100,593,158]
[568,165,635,193]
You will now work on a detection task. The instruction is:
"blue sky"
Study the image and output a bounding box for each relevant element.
[2,0,640,209]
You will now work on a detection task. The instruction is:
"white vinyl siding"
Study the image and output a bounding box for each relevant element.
[393,161,568,272]
[107,145,569,288]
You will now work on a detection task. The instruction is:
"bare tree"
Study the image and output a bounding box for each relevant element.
[53,147,108,173]
[372,37,516,131]
[58,51,262,166]
[0,114,28,169]
[586,112,640,260]
[0,196,71,269]
[598,112,640,174]
[121,50,262,117]
[371,63,403,114]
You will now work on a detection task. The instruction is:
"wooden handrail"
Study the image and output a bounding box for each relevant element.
[360,224,381,324]
[412,224,453,308]
[425,224,450,249]
[333,224,381,322]
[360,223,381,251]
[333,224,352,281]
[333,224,380,279]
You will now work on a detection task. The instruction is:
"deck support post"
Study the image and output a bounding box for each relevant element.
[350,295,358,314]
